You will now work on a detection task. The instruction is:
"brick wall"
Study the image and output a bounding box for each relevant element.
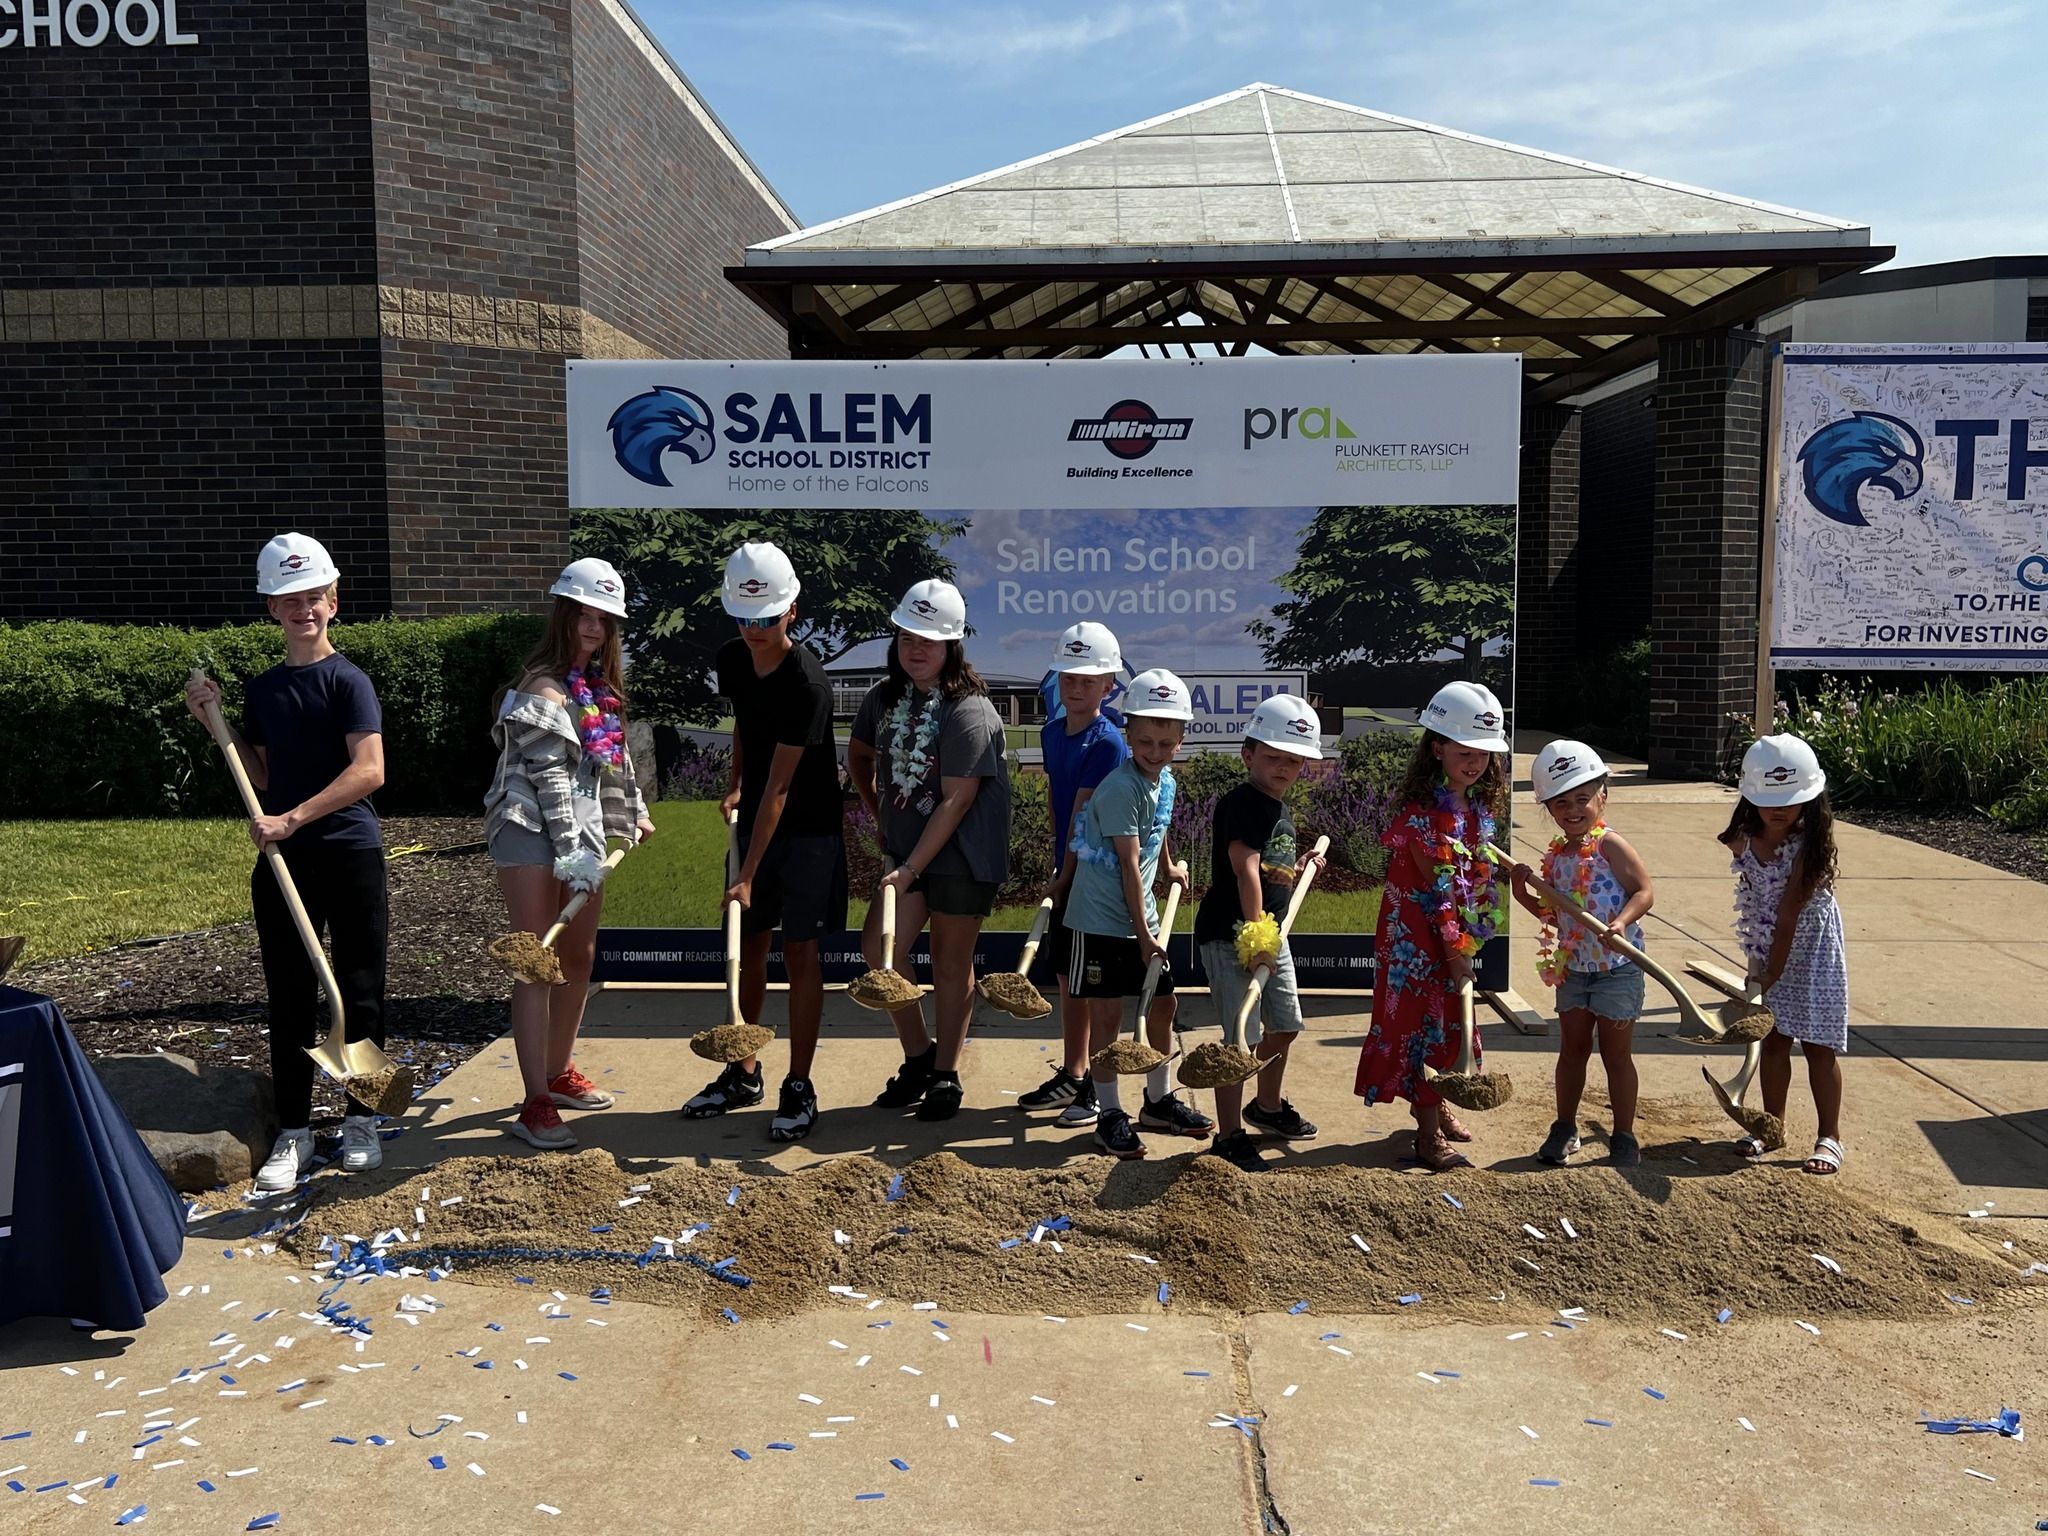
[571,2,792,358]
[0,339,389,622]
[0,0,376,286]
[1578,378,1656,649]
[1648,330,1767,778]
[1514,403,1580,724]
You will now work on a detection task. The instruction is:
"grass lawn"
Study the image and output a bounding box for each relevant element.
[1,819,254,963]
[603,800,1379,934]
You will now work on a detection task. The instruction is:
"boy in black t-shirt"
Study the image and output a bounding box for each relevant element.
[1192,695,1326,1172]
[682,542,849,1140]
[184,533,389,1193]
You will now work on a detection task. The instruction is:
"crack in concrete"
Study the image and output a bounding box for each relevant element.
[1227,1323,1291,1536]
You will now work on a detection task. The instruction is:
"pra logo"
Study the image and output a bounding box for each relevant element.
[1068,400,1192,460]
[608,387,717,487]
[1243,404,1356,450]
[1796,411,1925,528]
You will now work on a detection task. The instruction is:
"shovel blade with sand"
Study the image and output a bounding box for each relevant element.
[1180,835,1331,1091]
[1478,840,1750,1044]
[849,882,922,1012]
[1420,979,1513,1111]
[692,807,774,1062]
[488,846,629,986]
[1091,880,1184,1078]
[1706,1039,1786,1147]
[190,668,413,1119]
[978,897,1054,1020]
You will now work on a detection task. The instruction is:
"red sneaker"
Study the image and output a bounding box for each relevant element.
[509,1095,577,1150]
[547,1063,614,1111]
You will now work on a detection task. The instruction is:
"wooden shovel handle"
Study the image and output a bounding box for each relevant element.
[190,668,347,1047]
[1232,836,1332,1040]
[879,882,898,972]
[1135,880,1184,1022]
[724,895,743,1020]
[1014,896,1055,976]
[540,845,631,947]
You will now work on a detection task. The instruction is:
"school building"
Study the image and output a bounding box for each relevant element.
[0,0,794,624]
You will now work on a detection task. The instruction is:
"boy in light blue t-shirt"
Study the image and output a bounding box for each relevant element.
[1063,668,1213,1160]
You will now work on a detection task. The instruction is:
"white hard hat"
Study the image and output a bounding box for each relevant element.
[1422,680,1509,752]
[721,541,801,620]
[890,579,967,642]
[1124,668,1193,722]
[1246,694,1322,759]
[1532,739,1607,802]
[255,532,339,597]
[1740,733,1827,807]
[1052,621,1122,675]
[549,556,628,617]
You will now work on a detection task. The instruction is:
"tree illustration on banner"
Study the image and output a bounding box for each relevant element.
[1251,504,1514,677]
[574,508,966,724]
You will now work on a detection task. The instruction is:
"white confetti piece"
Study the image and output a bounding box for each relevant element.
[468,1462,486,1477]
[1796,1321,1822,1336]
[1559,1218,1578,1239]
[1559,1308,1586,1319]
[1738,1417,1756,1433]
[1661,1329,1689,1342]
[1811,1254,1842,1274]
[1506,1332,1528,1341]
[900,1366,922,1376]
[1522,1224,1547,1241]
[1031,1396,1055,1406]
[856,1355,871,1368]
[991,1431,1014,1444]
[1126,1324,1149,1333]
[1330,1346,1354,1357]
[1043,1315,1067,1324]
[945,1415,959,1430]
[829,1340,847,1350]
[618,1197,641,1208]
[827,1416,855,1424]
[227,1467,259,1478]
[1517,1257,1542,1272]
[834,1230,850,1245]
[1415,1372,1437,1385]
[536,1504,560,1516]
[913,1301,938,1310]
[1520,1426,1539,1440]
[1964,1469,1995,1482]
[1349,1234,1371,1254]
[799,1393,822,1405]
[439,1196,463,1207]
[1282,1384,1298,1398]
[809,1432,837,1439]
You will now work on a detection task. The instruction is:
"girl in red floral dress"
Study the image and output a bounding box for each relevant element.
[1355,683,1511,1171]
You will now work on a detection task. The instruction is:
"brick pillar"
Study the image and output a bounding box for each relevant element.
[1515,402,1581,728]
[1649,329,1767,778]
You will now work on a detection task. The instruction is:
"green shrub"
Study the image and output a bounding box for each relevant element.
[1990,768,2048,833]
[1338,729,1417,798]
[1004,767,1053,898]
[1764,674,2048,813]
[0,615,542,818]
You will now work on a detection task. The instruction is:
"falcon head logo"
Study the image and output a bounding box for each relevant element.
[607,386,716,487]
[1796,410,1925,528]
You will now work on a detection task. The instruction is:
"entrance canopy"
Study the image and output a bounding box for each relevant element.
[730,84,1889,401]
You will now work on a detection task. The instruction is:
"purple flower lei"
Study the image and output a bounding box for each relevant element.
[566,666,625,772]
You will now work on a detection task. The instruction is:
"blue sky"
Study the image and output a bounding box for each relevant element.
[642,0,2043,269]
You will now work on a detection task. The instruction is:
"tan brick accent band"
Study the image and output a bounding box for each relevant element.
[0,284,656,357]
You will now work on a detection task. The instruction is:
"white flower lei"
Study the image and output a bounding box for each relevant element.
[884,689,943,806]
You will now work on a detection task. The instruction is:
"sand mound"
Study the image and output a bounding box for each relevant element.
[284,1149,2032,1325]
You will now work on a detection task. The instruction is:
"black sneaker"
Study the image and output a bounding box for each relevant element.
[1537,1118,1581,1165]
[1018,1064,1084,1110]
[681,1061,763,1119]
[768,1076,819,1143]
[915,1072,964,1122]
[1140,1091,1216,1139]
[1206,1130,1267,1172]
[1243,1098,1317,1140]
[1609,1130,1642,1168]
[1055,1078,1100,1128]
[874,1044,937,1109]
[1093,1109,1147,1161]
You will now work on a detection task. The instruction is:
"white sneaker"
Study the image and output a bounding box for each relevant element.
[255,1129,315,1192]
[340,1115,383,1173]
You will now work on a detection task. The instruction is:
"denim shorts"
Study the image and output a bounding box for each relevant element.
[1556,960,1646,1021]
[1198,939,1303,1048]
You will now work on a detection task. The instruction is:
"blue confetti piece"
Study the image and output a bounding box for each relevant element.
[36,1481,66,1492]
[767,1443,795,1452]
[731,1448,751,1461]
[0,1430,29,1441]
[1529,1478,1562,1488]
[727,1185,742,1206]
[890,1458,909,1471]
[486,1323,503,1332]
[1433,1370,1462,1379]
[474,1361,493,1370]
[721,1308,740,1325]
[559,1372,578,1381]
[330,1436,357,1445]
[1554,1320,1576,1330]
[135,1434,164,1449]
[223,1248,235,1258]
[856,1492,885,1501]
[197,1481,216,1493]
[429,1456,446,1470]
[930,1319,947,1329]
[1184,1370,1211,1378]
[514,1276,535,1285]
[1318,1332,1341,1341]
[869,1320,892,1329]
[1043,1215,1071,1232]
[104,1476,117,1489]
[1584,1418,1613,1428]
[219,1375,236,1386]
[1288,1301,1310,1315]
[1643,1388,1666,1401]
[1948,1295,1976,1306]
[367,1437,388,1448]
[248,1516,282,1531]
[1396,1293,1422,1306]
[116,1508,147,1527]
[999,1238,1021,1249]
[4,1481,23,1493]
[885,1174,904,1202]
[1716,1308,1733,1325]
[592,1287,611,1300]
[589,1225,611,1234]
[1158,1282,1170,1306]
[1440,1193,1462,1209]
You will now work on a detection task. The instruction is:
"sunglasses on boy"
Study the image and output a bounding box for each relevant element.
[735,611,788,631]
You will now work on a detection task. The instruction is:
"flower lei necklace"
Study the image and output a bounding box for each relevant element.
[1427,776,1503,959]
[1535,824,1608,987]
[1073,766,1176,872]
[884,689,943,806]
[565,666,624,772]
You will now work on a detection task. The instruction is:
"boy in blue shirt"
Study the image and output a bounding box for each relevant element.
[185,533,388,1193]
[1063,668,1213,1159]
[1019,623,1127,1129]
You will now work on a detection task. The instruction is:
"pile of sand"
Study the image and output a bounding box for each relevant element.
[284,1149,2034,1325]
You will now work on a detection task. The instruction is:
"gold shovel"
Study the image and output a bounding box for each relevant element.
[488,845,629,986]
[1421,979,1513,1110]
[978,897,1055,1020]
[849,882,921,1010]
[1180,835,1331,1090]
[691,807,773,1062]
[190,669,412,1118]
[1090,879,1185,1077]
[1706,1037,1786,1148]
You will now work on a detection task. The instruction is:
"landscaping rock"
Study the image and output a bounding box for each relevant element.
[92,1051,276,1192]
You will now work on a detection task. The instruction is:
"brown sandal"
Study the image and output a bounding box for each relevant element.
[1414,1133,1473,1173]
[1437,1110,1474,1143]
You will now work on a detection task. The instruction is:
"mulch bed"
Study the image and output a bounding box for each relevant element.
[1836,805,2048,886]
[17,816,510,1125]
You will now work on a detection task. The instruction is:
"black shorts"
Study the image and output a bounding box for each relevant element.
[910,868,1000,919]
[739,833,847,943]
[1065,928,1176,1000]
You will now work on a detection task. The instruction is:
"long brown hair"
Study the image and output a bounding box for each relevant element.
[877,634,986,710]
[1395,729,1510,821]
[1719,793,1838,898]
[508,597,626,711]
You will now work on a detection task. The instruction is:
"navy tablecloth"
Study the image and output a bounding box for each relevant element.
[0,985,185,1330]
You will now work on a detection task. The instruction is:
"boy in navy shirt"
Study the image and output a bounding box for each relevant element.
[1019,623,1129,1128]
[185,533,388,1193]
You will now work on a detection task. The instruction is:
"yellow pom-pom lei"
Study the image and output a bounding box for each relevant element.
[1233,913,1283,970]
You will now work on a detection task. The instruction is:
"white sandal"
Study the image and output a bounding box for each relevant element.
[1734,1134,1767,1160]
[1804,1136,1844,1176]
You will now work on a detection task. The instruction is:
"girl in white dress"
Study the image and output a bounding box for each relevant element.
[1719,734,1849,1175]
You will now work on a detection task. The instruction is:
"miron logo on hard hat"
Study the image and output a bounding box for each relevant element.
[1286,717,1313,737]
[1763,765,1798,784]
[597,578,619,594]
[912,599,938,617]
[1549,754,1577,775]
[1062,639,1091,655]
[281,554,306,571]
[1474,710,1500,729]
[737,578,767,596]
